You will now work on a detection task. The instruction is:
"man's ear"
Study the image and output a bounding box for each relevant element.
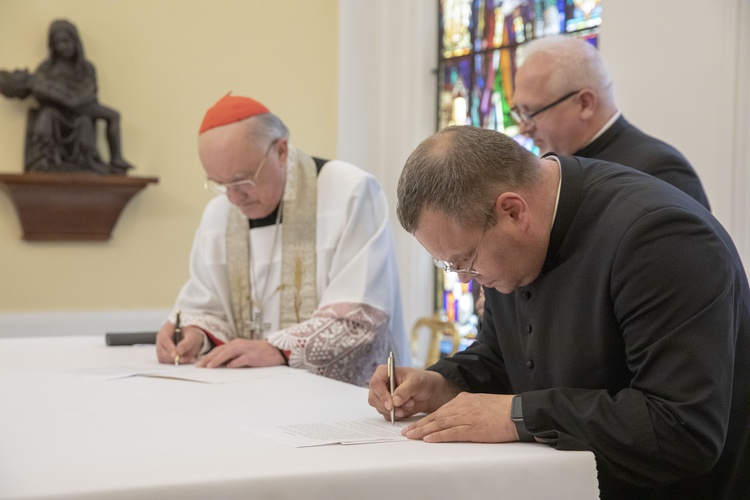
[578,89,598,120]
[494,192,532,237]
[276,137,289,165]
[496,192,526,222]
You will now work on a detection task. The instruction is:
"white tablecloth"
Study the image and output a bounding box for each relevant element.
[0,336,599,499]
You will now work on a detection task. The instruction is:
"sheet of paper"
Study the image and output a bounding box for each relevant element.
[67,363,293,384]
[138,365,293,384]
[67,363,182,380]
[250,418,411,447]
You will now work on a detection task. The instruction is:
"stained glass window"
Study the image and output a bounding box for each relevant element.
[436,0,603,353]
[439,0,602,144]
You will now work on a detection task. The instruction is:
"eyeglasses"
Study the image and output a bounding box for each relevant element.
[204,139,279,194]
[433,214,490,276]
[510,89,581,124]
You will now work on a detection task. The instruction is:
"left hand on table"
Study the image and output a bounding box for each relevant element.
[402,392,518,443]
[196,339,286,368]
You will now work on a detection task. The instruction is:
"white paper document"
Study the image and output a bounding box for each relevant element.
[67,363,179,380]
[67,364,293,384]
[139,365,292,384]
[250,418,411,447]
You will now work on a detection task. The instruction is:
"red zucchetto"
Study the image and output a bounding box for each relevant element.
[199,93,270,134]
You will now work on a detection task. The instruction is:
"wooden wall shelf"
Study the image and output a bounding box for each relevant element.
[0,172,158,241]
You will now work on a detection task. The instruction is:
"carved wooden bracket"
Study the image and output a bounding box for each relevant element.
[0,172,158,241]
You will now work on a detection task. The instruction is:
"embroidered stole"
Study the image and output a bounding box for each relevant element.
[226,146,318,339]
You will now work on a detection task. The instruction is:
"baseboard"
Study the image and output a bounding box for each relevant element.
[0,309,170,338]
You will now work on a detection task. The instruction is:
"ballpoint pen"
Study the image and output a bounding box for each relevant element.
[173,309,183,366]
[387,351,395,425]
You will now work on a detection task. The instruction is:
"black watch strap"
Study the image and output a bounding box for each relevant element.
[511,395,534,442]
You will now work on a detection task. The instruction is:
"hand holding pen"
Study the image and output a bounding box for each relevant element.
[369,364,462,426]
[173,310,183,366]
[155,316,203,365]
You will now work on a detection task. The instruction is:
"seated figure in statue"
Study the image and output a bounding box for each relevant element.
[0,19,133,174]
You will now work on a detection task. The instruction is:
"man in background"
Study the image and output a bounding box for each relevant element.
[156,94,410,386]
[512,35,710,209]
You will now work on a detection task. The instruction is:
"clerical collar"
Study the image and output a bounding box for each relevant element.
[248,204,282,229]
[545,155,563,225]
[247,155,327,229]
[581,109,622,149]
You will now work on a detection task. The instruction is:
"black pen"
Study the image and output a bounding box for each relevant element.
[387,351,395,424]
[173,309,183,366]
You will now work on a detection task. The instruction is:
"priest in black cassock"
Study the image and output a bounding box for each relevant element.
[511,35,710,210]
[369,125,749,499]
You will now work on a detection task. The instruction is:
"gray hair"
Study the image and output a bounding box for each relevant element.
[397,126,539,233]
[519,36,614,107]
[244,112,290,146]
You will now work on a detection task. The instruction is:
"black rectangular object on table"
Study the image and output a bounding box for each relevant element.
[105,332,157,346]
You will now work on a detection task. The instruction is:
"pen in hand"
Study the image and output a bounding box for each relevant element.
[387,351,395,425]
[173,310,183,366]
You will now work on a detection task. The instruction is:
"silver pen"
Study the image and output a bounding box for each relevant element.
[387,351,395,425]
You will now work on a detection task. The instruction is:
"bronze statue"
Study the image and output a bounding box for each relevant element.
[0,19,133,175]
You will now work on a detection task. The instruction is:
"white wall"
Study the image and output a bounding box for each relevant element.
[0,310,169,338]
[338,0,439,334]
[731,0,750,271]
[600,0,749,267]
[338,0,750,334]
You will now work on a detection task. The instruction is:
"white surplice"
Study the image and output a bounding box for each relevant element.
[170,159,410,386]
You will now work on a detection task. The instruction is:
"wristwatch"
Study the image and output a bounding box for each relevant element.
[511,395,534,442]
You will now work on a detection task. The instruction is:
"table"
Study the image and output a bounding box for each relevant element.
[0,336,600,499]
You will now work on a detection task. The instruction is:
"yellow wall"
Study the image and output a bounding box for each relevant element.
[0,0,338,312]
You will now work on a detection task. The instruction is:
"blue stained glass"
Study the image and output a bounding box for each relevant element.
[566,0,602,32]
[439,0,601,136]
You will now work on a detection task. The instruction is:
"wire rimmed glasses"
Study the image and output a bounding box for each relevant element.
[433,214,491,276]
[204,139,280,194]
[510,89,581,124]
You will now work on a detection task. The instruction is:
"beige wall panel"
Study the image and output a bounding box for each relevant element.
[0,0,338,312]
